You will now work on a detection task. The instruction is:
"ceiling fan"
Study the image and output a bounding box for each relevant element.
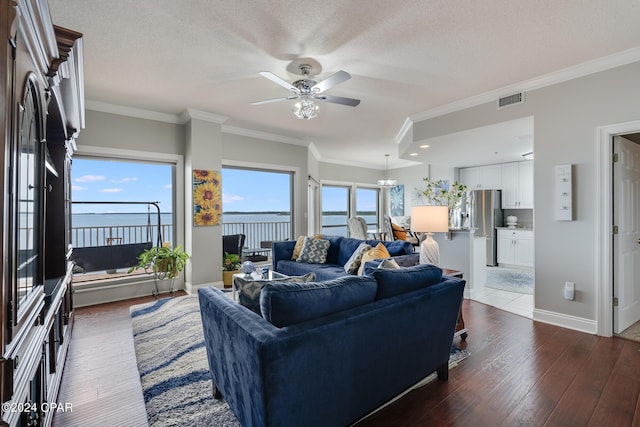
[251,64,360,119]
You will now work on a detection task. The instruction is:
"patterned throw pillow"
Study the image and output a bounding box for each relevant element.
[235,272,315,314]
[296,237,330,264]
[343,242,372,274]
[291,234,323,260]
[357,242,391,275]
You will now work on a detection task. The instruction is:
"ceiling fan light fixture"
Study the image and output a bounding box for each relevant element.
[292,96,319,120]
[377,154,397,186]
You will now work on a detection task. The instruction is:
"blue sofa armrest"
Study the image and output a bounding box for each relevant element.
[272,240,296,270]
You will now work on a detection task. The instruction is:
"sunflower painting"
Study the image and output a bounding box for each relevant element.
[193,169,222,226]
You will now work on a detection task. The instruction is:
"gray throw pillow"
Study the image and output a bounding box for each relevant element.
[296,237,330,264]
[344,242,372,274]
[235,272,315,314]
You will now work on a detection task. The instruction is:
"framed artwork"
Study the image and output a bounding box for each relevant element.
[193,169,222,226]
[390,184,404,216]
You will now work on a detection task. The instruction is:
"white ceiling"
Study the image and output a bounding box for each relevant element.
[49,0,640,170]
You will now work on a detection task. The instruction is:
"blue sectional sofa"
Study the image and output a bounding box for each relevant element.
[198,264,465,427]
[272,235,415,281]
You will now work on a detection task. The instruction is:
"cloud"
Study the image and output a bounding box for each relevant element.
[75,175,105,183]
[111,177,138,183]
[72,185,87,191]
[100,188,123,193]
[223,193,244,204]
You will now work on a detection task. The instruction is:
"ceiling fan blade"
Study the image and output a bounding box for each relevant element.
[250,95,298,105]
[259,71,298,92]
[315,94,360,107]
[312,70,352,93]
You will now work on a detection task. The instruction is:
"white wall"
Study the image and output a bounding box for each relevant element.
[412,60,640,331]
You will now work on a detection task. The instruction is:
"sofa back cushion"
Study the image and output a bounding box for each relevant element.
[260,275,377,328]
[373,263,443,300]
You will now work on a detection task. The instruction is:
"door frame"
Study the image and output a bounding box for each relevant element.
[596,119,640,336]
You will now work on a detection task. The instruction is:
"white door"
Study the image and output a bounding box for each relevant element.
[613,136,640,333]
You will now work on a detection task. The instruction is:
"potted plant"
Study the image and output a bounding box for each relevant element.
[222,252,241,288]
[128,245,190,280]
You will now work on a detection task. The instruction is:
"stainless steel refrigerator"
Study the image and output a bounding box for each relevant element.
[467,189,503,266]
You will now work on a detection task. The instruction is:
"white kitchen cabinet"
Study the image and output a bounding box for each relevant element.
[497,229,534,267]
[501,161,533,209]
[459,164,502,189]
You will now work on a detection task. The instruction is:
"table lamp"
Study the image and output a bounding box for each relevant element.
[411,205,449,265]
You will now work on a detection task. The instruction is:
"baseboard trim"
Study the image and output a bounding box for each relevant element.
[533,308,597,335]
[73,278,184,307]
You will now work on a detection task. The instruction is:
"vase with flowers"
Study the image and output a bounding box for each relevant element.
[222,252,241,288]
[419,178,468,227]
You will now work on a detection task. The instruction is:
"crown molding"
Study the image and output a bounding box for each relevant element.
[179,108,227,124]
[85,100,182,123]
[394,117,413,144]
[409,46,640,123]
[307,142,321,161]
[222,125,309,146]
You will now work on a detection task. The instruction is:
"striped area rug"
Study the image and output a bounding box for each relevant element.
[130,295,239,426]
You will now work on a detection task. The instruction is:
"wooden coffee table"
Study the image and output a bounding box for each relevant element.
[442,268,468,342]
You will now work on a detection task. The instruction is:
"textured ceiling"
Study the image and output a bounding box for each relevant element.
[49,0,640,169]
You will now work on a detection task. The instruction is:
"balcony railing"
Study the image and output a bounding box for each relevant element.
[71,221,291,250]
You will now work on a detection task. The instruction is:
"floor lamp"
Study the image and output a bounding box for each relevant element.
[411,205,449,266]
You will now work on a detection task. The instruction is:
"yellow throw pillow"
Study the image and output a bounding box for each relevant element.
[291,236,306,260]
[291,234,323,260]
[358,242,391,275]
[391,222,407,240]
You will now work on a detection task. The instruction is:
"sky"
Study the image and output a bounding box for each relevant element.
[72,159,376,214]
[72,158,173,214]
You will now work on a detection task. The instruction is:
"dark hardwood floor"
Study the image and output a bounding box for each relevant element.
[54,294,640,427]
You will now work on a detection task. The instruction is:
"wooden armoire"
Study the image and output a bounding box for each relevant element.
[1,0,83,425]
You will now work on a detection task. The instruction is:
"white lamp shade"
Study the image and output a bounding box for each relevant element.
[410,205,449,233]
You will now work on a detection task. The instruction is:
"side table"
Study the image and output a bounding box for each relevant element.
[442,268,468,342]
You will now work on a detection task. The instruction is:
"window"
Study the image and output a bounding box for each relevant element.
[221,167,293,248]
[71,157,174,274]
[321,185,350,236]
[321,184,381,237]
[355,187,379,230]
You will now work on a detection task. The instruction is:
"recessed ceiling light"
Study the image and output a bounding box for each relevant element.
[409,153,418,156]
[420,144,430,148]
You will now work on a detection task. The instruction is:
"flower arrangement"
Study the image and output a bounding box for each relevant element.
[420,178,468,209]
[223,252,241,272]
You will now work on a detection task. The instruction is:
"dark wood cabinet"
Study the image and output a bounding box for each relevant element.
[1,1,83,425]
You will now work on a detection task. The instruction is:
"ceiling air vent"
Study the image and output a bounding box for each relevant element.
[497,92,524,109]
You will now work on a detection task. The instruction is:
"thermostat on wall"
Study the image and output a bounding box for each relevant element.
[555,164,573,221]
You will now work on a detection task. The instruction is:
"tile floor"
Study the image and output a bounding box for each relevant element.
[470,284,533,319]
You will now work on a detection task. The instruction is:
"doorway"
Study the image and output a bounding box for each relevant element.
[613,134,640,341]
[596,121,640,338]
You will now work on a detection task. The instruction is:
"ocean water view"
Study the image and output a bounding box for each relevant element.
[71,211,377,248]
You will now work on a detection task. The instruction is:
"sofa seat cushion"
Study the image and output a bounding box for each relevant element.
[373,263,443,299]
[260,276,378,328]
[235,272,315,314]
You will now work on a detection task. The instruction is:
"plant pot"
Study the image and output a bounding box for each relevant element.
[222,270,239,288]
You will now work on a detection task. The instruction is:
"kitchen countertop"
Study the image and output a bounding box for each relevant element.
[496,226,534,231]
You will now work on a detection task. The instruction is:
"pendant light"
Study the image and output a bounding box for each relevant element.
[377,154,397,186]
